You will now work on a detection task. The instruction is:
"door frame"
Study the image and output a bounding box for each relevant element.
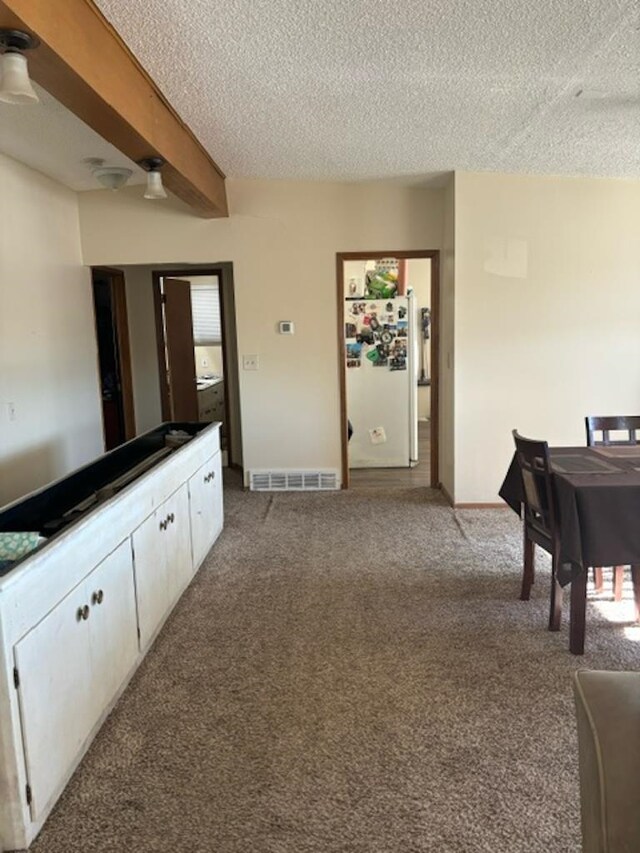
[336,250,440,489]
[152,267,234,462]
[91,266,136,445]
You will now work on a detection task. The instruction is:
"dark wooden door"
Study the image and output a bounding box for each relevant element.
[164,278,199,421]
[92,268,136,450]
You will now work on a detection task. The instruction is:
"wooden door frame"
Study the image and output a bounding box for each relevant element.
[91,266,136,444]
[336,250,440,490]
[152,268,233,462]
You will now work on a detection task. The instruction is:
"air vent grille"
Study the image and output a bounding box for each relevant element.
[249,470,340,492]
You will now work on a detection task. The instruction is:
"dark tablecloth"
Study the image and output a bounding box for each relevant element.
[500,447,640,586]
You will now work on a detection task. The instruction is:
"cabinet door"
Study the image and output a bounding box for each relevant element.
[189,452,223,569]
[86,540,139,717]
[132,506,169,651]
[132,484,192,650]
[164,483,193,605]
[14,578,95,821]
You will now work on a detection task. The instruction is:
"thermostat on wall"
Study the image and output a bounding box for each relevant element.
[279,321,295,335]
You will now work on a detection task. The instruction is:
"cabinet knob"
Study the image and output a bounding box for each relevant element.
[76,604,90,622]
[92,589,104,605]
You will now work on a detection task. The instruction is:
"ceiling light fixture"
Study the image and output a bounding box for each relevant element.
[140,157,168,200]
[0,29,40,104]
[85,157,133,191]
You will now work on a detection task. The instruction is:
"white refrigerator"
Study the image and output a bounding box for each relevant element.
[345,294,418,468]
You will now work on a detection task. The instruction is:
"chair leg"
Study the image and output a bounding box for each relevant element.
[549,557,562,631]
[631,565,640,622]
[570,570,588,655]
[520,531,535,601]
[593,567,603,593]
[613,566,624,602]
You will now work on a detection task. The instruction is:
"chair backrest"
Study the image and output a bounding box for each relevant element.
[585,416,640,447]
[512,430,557,540]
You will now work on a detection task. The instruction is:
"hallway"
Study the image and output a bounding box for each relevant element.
[349,420,431,489]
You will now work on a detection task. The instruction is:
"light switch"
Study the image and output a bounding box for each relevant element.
[243,354,259,371]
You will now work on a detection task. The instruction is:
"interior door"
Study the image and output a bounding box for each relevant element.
[164,278,199,421]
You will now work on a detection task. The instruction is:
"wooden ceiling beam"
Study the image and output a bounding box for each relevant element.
[0,0,228,218]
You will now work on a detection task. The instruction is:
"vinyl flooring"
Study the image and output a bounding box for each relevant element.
[349,420,431,489]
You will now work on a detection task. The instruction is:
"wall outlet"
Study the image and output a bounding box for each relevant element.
[243,354,259,371]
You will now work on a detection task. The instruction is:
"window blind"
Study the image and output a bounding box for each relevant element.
[191,282,221,345]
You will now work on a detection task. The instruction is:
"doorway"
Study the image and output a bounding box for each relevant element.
[152,267,242,470]
[91,267,136,450]
[336,251,439,489]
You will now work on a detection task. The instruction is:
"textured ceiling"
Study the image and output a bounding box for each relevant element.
[0,84,145,191]
[91,0,639,181]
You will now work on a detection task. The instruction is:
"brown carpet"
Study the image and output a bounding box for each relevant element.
[30,474,640,852]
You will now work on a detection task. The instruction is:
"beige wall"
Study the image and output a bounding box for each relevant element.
[78,179,444,482]
[0,153,103,506]
[454,171,640,503]
[439,175,456,500]
[194,345,224,377]
[118,265,163,433]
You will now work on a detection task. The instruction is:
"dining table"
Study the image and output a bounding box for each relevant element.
[500,444,640,587]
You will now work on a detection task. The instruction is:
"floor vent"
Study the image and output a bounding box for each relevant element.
[249,470,340,492]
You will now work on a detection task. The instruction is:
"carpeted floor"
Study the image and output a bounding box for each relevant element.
[29,474,640,852]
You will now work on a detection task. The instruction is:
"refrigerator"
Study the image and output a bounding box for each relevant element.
[345,293,418,468]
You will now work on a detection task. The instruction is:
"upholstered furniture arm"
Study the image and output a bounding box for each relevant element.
[573,671,640,852]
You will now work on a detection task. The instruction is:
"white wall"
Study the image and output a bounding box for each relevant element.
[78,179,444,482]
[0,153,103,506]
[454,171,640,503]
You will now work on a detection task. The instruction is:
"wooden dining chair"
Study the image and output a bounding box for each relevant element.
[585,415,640,448]
[512,430,563,632]
[585,415,640,602]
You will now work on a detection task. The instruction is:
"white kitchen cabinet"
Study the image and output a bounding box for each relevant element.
[132,483,192,651]
[14,540,137,822]
[0,422,222,850]
[87,540,139,717]
[188,451,223,570]
[197,379,225,423]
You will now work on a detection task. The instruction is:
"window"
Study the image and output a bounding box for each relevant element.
[191,280,221,345]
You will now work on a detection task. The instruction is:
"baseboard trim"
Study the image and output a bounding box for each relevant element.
[455,502,508,509]
[439,485,507,509]
[440,485,454,506]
